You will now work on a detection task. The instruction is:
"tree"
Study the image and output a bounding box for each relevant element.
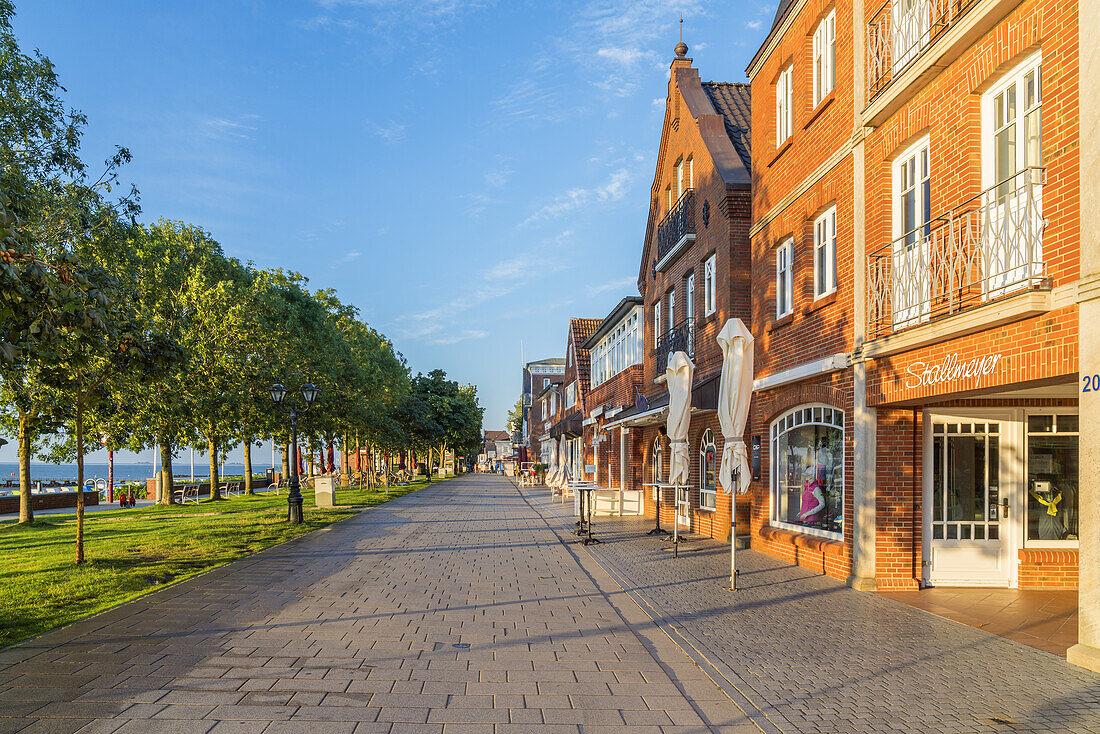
[506,397,523,436]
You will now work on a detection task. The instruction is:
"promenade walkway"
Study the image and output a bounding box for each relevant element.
[0,475,758,733]
[521,481,1100,733]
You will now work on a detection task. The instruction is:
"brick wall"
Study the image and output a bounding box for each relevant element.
[1018,549,1079,589]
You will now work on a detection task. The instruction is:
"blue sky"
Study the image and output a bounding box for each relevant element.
[5,0,773,465]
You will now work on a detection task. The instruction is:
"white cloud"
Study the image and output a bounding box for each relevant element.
[369,120,407,144]
[430,329,489,345]
[522,168,633,226]
[343,250,361,262]
[585,276,637,297]
[596,46,645,66]
[746,19,762,30]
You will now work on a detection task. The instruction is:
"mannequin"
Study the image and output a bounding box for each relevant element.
[798,464,826,526]
[1030,480,1065,540]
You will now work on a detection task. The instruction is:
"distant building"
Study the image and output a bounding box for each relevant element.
[522,358,565,464]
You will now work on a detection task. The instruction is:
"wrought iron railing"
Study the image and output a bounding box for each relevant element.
[656,190,695,265]
[655,318,695,373]
[867,168,1047,340]
[867,0,979,101]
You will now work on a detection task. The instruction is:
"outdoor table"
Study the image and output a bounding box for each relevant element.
[574,484,605,546]
[644,482,689,556]
[568,481,599,536]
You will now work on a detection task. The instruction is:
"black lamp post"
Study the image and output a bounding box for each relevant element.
[270,382,320,523]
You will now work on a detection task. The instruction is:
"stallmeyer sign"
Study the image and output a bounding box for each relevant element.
[905,352,1003,390]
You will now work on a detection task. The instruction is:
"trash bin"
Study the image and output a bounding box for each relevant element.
[314,475,335,508]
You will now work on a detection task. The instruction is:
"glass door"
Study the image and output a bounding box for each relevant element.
[676,486,690,529]
[925,418,1012,586]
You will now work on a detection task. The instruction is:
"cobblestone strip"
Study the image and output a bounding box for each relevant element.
[517,481,1100,734]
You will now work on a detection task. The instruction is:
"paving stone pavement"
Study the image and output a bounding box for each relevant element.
[0,475,763,734]
[518,480,1100,733]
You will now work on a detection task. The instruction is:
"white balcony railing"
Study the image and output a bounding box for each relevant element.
[867,0,979,101]
[867,168,1047,339]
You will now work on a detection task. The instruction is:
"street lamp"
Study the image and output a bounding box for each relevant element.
[269,382,321,523]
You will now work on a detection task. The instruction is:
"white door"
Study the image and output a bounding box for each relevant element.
[984,54,1044,298]
[892,140,931,328]
[924,416,1014,586]
[676,487,690,529]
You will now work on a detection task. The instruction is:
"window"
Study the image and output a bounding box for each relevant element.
[703,254,716,316]
[687,157,694,189]
[666,185,673,212]
[565,382,576,409]
[771,405,844,539]
[653,301,662,347]
[543,378,550,389]
[651,437,664,500]
[685,272,695,321]
[567,347,572,367]
[675,158,685,200]
[550,392,556,416]
[699,429,716,510]
[812,10,836,107]
[1026,413,1078,545]
[776,65,793,147]
[984,53,1044,295]
[814,206,837,298]
[776,239,793,318]
[892,137,931,327]
[667,289,675,331]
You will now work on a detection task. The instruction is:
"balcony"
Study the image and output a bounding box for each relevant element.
[655,190,695,271]
[867,0,979,102]
[867,168,1047,341]
[655,318,695,374]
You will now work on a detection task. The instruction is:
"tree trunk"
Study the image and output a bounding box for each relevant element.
[281,441,290,479]
[18,410,33,524]
[425,448,432,483]
[243,440,254,495]
[159,440,174,505]
[209,434,221,500]
[75,405,85,565]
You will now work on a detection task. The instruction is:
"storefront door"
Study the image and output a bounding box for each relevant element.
[676,487,690,529]
[924,414,1015,586]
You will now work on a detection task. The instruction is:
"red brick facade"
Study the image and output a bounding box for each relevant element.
[748,0,1081,590]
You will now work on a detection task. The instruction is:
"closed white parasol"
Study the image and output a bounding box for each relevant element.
[545,437,559,490]
[716,317,755,589]
[665,351,695,486]
[558,436,571,488]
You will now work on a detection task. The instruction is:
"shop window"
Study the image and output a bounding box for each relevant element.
[770,405,844,538]
[699,429,716,510]
[1026,413,1078,545]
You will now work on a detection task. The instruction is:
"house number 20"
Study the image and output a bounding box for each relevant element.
[1083,374,1100,392]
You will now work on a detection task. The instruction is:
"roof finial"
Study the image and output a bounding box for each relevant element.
[674,17,688,59]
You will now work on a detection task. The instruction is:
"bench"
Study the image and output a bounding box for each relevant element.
[173,485,200,504]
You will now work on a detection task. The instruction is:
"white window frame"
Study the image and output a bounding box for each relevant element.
[685,272,695,321]
[675,157,684,200]
[699,429,716,511]
[1023,409,1078,550]
[543,377,550,389]
[687,156,694,189]
[703,254,716,316]
[667,289,675,331]
[776,65,793,147]
[565,382,576,409]
[770,404,845,541]
[812,10,836,108]
[813,206,837,298]
[776,238,794,318]
[653,301,662,347]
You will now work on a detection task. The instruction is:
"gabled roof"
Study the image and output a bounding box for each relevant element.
[701,82,752,173]
[568,318,602,405]
[484,430,510,441]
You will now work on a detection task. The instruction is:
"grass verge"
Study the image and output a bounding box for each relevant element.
[0,476,449,649]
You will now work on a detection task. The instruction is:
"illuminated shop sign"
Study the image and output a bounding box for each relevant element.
[905,352,1003,390]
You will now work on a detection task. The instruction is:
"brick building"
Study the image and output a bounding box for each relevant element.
[604,41,753,543]
[543,319,601,476]
[522,358,565,465]
[579,297,646,512]
[746,0,1083,600]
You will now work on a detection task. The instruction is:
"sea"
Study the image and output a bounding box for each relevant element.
[0,462,254,485]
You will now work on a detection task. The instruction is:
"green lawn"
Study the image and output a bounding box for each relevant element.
[0,476,448,649]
